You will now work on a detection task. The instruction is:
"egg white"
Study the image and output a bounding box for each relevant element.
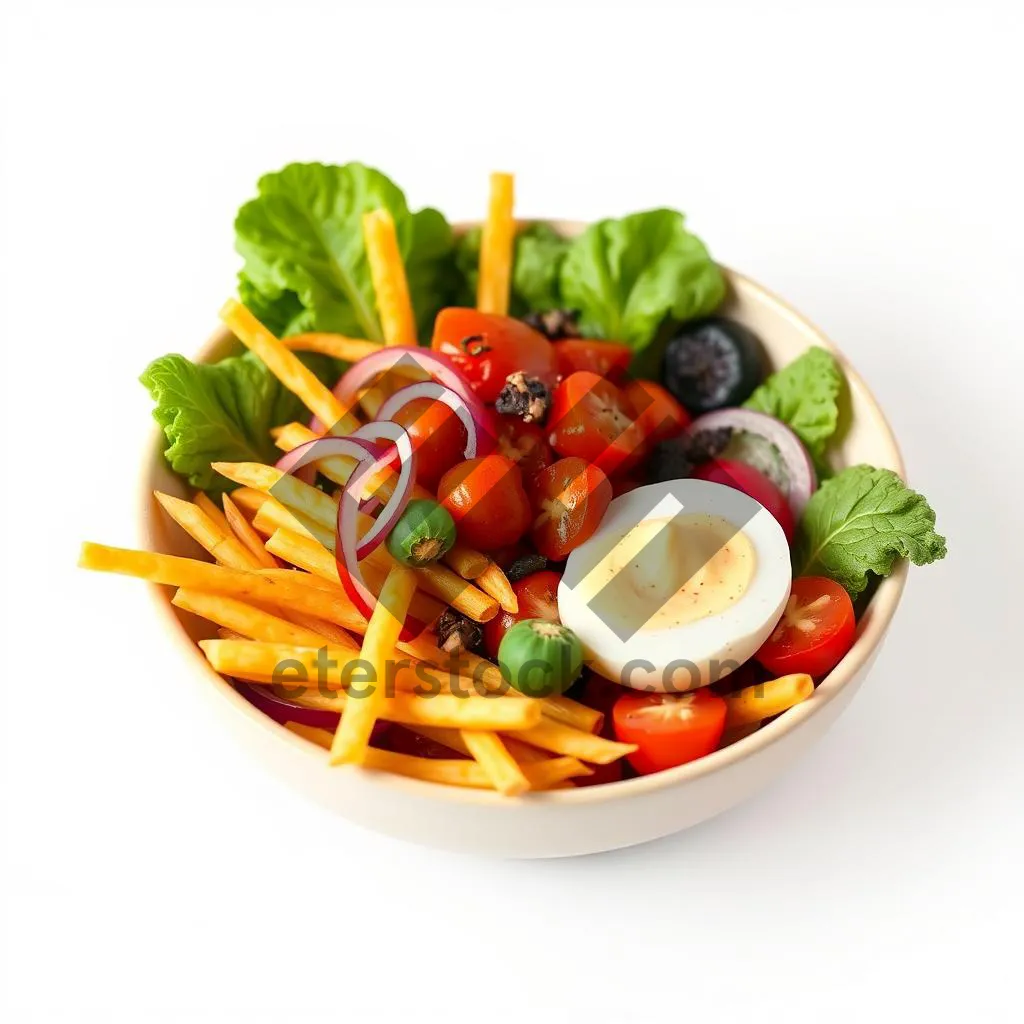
[558,479,792,693]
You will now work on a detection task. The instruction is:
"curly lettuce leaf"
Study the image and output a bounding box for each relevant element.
[744,346,843,461]
[455,223,570,313]
[237,274,313,338]
[795,465,947,596]
[558,210,725,351]
[235,162,456,342]
[141,351,335,493]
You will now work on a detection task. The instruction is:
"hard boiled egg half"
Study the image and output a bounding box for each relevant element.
[558,479,791,693]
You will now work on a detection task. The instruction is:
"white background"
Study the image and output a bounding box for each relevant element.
[2,1,1022,1021]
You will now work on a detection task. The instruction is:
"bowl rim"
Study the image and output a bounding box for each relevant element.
[139,223,908,807]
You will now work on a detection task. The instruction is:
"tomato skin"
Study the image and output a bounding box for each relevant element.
[483,570,561,658]
[389,396,469,491]
[547,371,646,476]
[437,454,531,551]
[756,576,856,678]
[431,309,557,404]
[495,417,553,484]
[692,458,795,540]
[552,339,633,382]
[612,689,727,775]
[529,457,612,561]
[624,379,691,446]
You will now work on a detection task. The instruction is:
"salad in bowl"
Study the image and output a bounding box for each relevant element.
[79,163,946,841]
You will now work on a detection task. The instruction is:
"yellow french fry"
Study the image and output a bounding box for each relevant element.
[222,493,279,568]
[723,674,814,728]
[172,589,330,647]
[477,172,515,315]
[220,298,359,435]
[330,567,416,765]
[363,208,417,347]
[154,491,259,570]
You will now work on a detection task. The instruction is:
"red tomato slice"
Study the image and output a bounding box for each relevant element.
[389,396,469,491]
[529,457,612,560]
[431,309,557,404]
[437,454,531,551]
[495,417,553,484]
[547,371,646,476]
[756,576,856,678]
[552,339,633,381]
[692,458,795,540]
[612,689,727,775]
[624,379,691,445]
[483,569,561,658]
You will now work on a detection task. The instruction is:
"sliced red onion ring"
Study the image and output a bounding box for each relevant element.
[686,408,817,518]
[377,381,492,460]
[334,346,478,410]
[335,422,421,636]
[274,434,385,478]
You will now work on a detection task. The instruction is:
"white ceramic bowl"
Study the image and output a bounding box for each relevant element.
[141,222,907,858]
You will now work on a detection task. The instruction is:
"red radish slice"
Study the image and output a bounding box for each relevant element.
[377,381,493,460]
[685,408,816,517]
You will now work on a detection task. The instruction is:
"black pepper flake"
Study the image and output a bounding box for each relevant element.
[435,608,483,656]
[495,370,552,424]
[521,309,581,340]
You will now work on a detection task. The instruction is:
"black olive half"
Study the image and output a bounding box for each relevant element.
[661,318,765,414]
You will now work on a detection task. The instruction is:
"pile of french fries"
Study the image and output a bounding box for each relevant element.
[80,175,642,796]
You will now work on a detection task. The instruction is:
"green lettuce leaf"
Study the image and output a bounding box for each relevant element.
[455,223,570,313]
[558,210,725,351]
[795,465,947,596]
[237,274,313,338]
[235,162,456,342]
[141,350,336,493]
[744,346,843,461]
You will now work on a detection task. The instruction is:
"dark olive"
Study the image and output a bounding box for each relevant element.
[661,318,764,414]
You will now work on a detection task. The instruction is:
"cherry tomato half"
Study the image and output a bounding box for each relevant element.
[612,689,727,775]
[552,339,633,382]
[692,458,795,540]
[431,309,557,404]
[547,371,646,476]
[389,396,469,491]
[756,576,856,678]
[483,569,561,658]
[624,379,691,446]
[437,453,531,551]
[495,417,553,484]
[529,457,612,561]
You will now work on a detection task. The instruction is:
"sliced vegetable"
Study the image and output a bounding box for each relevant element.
[794,465,947,597]
[547,371,645,476]
[612,689,727,775]
[387,395,468,490]
[437,453,531,551]
[498,619,584,698]
[744,346,842,462]
[625,379,691,446]
[559,210,726,352]
[552,339,633,381]
[756,577,855,677]
[377,380,489,462]
[495,417,553,483]
[687,407,816,518]
[692,458,795,541]
[529,457,612,561]
[483,569,561,658]
[431,309,557,404]
[386,499,457,567]
[662,317,764,414]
